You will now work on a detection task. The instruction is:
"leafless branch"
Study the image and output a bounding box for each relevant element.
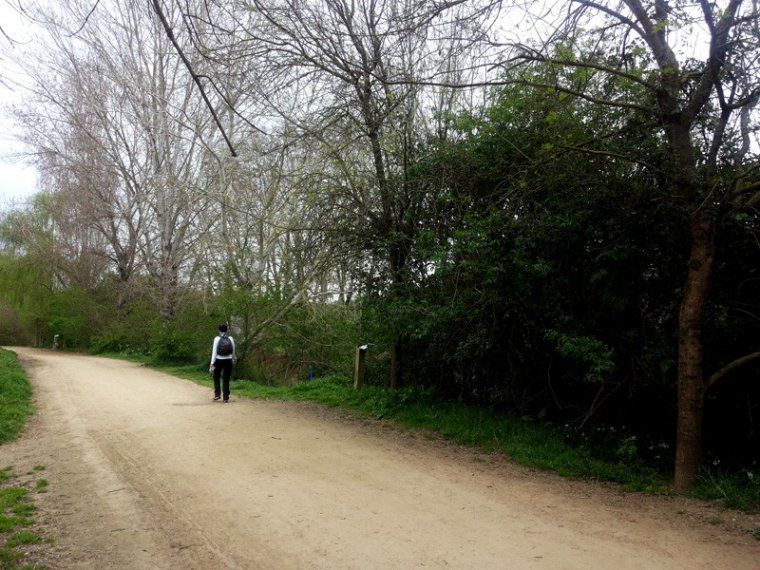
[150,0,239,157]
[67,0,102,37]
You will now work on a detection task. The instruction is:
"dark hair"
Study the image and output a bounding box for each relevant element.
[218,323,228,333]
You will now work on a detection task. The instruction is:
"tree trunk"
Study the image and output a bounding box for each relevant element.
[159,264,179,321]
[674,212,717,492]
[115,262,131,310]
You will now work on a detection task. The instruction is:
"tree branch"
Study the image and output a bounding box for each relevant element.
[150,0,238,157]
[557,144,661,172]
[570,0,646,38]
[683,0,743,122]
[383,78,651,112]
[706,350,760,389]
[67,0,101,37]
[511,51,657,89]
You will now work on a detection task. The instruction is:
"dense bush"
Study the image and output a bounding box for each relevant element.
[359,86,760,470]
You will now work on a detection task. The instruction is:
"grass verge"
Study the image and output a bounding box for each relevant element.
[0,467,51,569]
[0,349,33,445]
[0,349,54,567]
[102,352,759,514]
[691,470,760,514]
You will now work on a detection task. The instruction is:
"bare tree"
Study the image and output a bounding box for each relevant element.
[11,0,231,318]
[173,0,500,387]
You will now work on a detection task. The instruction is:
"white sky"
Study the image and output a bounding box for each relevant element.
[0,2,38,207]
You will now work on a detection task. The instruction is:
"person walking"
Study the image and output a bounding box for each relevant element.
[210,323,235,402]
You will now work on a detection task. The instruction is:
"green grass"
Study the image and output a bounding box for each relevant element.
[0,353,52,567]
[691,469,760,513]
[0,487,34,532]
[0,349,34,445]
[0,469,49,569]
[102,353,758,513]
[0,546,22,567]
[5,531,43,548]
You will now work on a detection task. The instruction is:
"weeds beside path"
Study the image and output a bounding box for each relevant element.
[0,349,33,446]
[0,348,55,568]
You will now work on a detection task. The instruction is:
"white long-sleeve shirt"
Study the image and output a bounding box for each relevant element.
[211,335,236,362]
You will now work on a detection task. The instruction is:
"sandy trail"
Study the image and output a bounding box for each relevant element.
[1,348,757,569]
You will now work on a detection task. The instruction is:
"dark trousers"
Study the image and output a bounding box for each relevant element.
[213,358,233,400]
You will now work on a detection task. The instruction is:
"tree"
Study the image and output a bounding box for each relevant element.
[16,0,226,319]
[175,0,500,387]
[497,0,760,490]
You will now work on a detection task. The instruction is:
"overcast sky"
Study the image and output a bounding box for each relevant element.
[0,2,38,207]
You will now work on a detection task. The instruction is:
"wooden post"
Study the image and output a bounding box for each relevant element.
[354,345,367,390]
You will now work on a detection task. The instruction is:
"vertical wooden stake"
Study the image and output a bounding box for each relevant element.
[354,345,367,390]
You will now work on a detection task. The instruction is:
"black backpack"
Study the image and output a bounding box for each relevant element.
[217,335,233,357]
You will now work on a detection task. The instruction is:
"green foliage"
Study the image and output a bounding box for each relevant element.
[0,302,30,345]
[45,288,104,349]
[0,466,50,569]
[355,78,757,475]
[90,297,156,354]
[0,350,33,445]
[264,304,360,381]
[0,487,33,531]
[691,469,760,513]
[0,254,51,345]
[204,288,362,384]
[150,321,205,364]
[545,330,614,383]
[5,530,43,547]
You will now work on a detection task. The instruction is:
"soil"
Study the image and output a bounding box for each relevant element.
[1,347,758,569]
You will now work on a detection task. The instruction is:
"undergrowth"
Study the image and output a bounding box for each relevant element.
[0,349,53,567]
[0,349,33,445]
[0,468,50,569]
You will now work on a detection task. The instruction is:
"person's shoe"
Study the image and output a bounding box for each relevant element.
[213,396,221,401]
[223,399,229,403]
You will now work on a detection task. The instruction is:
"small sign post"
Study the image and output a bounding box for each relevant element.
[354,345,368,390]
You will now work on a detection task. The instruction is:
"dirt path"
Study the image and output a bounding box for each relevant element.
[1,348,757,569]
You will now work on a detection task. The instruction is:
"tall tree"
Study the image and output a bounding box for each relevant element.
[178,0,499,387]
[501,0,760,490]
